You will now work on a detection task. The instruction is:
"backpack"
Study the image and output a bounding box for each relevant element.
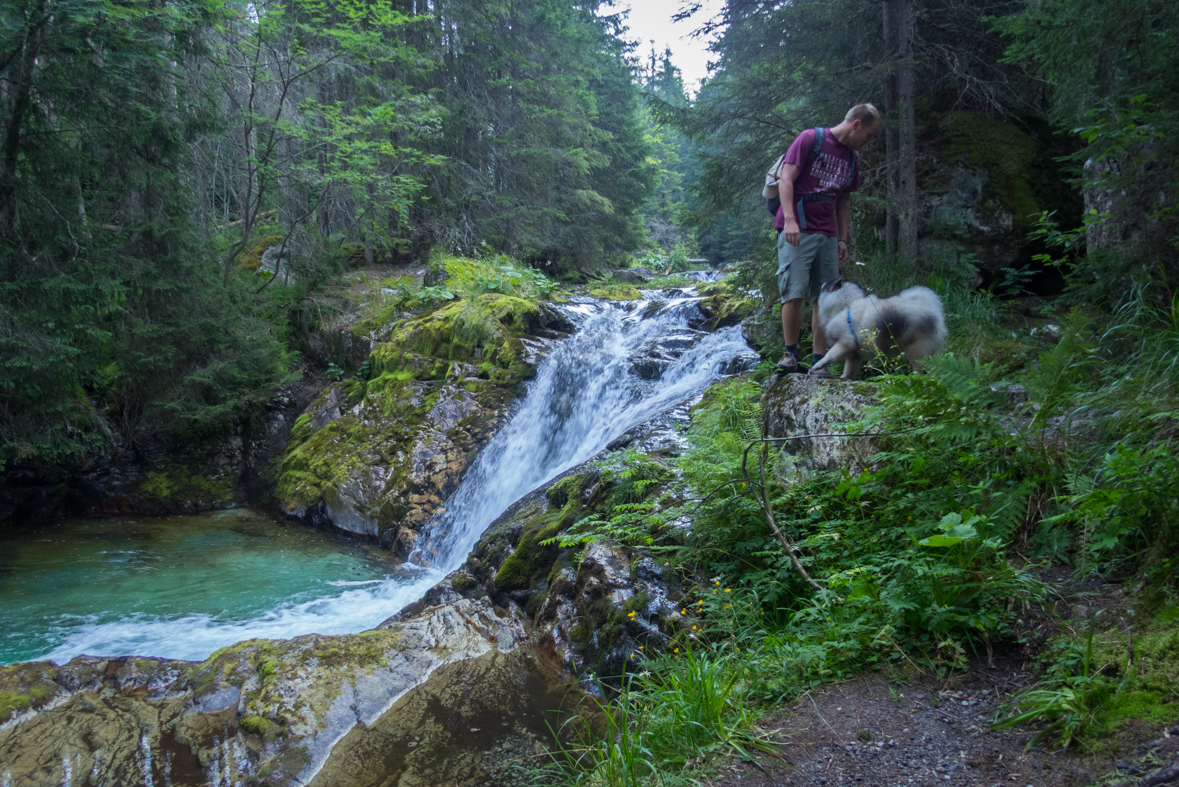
[763,127,859,221]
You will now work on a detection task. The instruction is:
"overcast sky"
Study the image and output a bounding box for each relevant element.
[612,0,726,96]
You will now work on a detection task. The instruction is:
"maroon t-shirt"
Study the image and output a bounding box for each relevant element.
[774,128,860,237]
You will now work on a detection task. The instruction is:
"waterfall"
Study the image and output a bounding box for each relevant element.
[412,294,751,568]
[30,292,752,663]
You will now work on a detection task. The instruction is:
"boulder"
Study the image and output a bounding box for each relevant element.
[0,597,526,787]
[760,374,877,477]
[612,266,656,285]
[275,294,567,550]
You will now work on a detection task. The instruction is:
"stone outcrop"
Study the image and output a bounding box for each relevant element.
[0,595,525,787]
[275,293,572,552]
[920,110,1080,287]
[760,374,877,477]
[0,380,323,525]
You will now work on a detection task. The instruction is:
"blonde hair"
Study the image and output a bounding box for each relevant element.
[845,103,882,126]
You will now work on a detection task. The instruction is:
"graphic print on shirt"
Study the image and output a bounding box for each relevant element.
[811,154,853,196]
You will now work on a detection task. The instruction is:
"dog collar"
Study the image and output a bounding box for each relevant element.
[847,309,861,351]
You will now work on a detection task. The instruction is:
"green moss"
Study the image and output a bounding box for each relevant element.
[369,345,452,380]
[696,281,757,329]
[0,691,31,722]
[941,112,1041,229]
[236,233,285,271]
[1086,605,1179,744]
[275,375,430,510]
[588,286,642,301]
[545,475,586,508]
[278,291,546,518]
[495,511,564,592]
[138,464,234,508]
[450,573,479,593]
[478,294,543,336]
[495,474,598,592]
[240,715,281,737]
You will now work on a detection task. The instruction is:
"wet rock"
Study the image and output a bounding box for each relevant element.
[612,266,656,285]
[275,294,568,549]
[0,596,525,787]
[308,648,585,787]
[631,332,704,379]
[720,351,761,376]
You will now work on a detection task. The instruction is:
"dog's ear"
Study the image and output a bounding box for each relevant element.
[822,279,843,293]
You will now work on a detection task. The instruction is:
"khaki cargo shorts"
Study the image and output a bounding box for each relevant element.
[777,232,839,304]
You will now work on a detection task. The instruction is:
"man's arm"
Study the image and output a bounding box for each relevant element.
[835,191,851,264]
[778,162,802,247]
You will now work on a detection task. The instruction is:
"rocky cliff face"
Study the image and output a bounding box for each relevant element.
[273,294,574,552]
[918,110,1080,291]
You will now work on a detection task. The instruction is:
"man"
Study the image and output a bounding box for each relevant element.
[775,104,881,374]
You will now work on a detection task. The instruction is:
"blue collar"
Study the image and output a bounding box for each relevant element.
[847,309,861,351]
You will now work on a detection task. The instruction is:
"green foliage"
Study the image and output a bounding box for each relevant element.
[534,654,775,786]
[442,255,555,300]
[996,2,1179,283]
[138,465,235,508]
[993,627,1113,748]
[543,450,673,550]
[536,681,670,787]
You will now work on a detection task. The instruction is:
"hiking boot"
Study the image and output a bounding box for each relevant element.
[808,366,832,379]
[775,352,802,374]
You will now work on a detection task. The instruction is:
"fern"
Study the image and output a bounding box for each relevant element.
[1024,310,1097,429]
[922,353,1007,410]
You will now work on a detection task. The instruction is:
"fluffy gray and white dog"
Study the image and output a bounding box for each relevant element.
[808,279,947,380]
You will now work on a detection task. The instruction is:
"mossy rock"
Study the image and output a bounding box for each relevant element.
[275,376,431,511]
[696,281,757,330]
[137,464,235,509]
[478,293,544,336]
[1085,604,1179,745]
[0,663,61,725]
[494,473,599,593]
[240,715,283,739]
[369,346,452,381]
[236,234,286,271]
[385,294,542,363]
[940,112,1040,229]
[588,286,642,301]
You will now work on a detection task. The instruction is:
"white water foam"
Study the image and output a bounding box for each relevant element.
[38,294,748,664]
[42,569,441,663]
[414,296,749,567]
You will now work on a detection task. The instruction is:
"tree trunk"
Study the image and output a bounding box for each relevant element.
[883,0,899,255]
[897,0,918,260]
[0,0,49,242]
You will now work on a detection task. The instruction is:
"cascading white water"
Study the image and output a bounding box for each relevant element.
[413,295,750,567]
[32,293,751,663]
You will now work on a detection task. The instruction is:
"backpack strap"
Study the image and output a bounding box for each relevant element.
[807,127,825,169]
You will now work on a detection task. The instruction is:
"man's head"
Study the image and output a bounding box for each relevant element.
[839,103,882,150]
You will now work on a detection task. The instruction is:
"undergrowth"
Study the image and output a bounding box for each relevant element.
[534,281,1179,782]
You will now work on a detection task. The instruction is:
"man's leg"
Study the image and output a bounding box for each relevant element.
[781,298,803,346]
[775,231,813,371]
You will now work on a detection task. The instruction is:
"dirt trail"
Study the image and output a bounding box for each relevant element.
[705,667,1178,787]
